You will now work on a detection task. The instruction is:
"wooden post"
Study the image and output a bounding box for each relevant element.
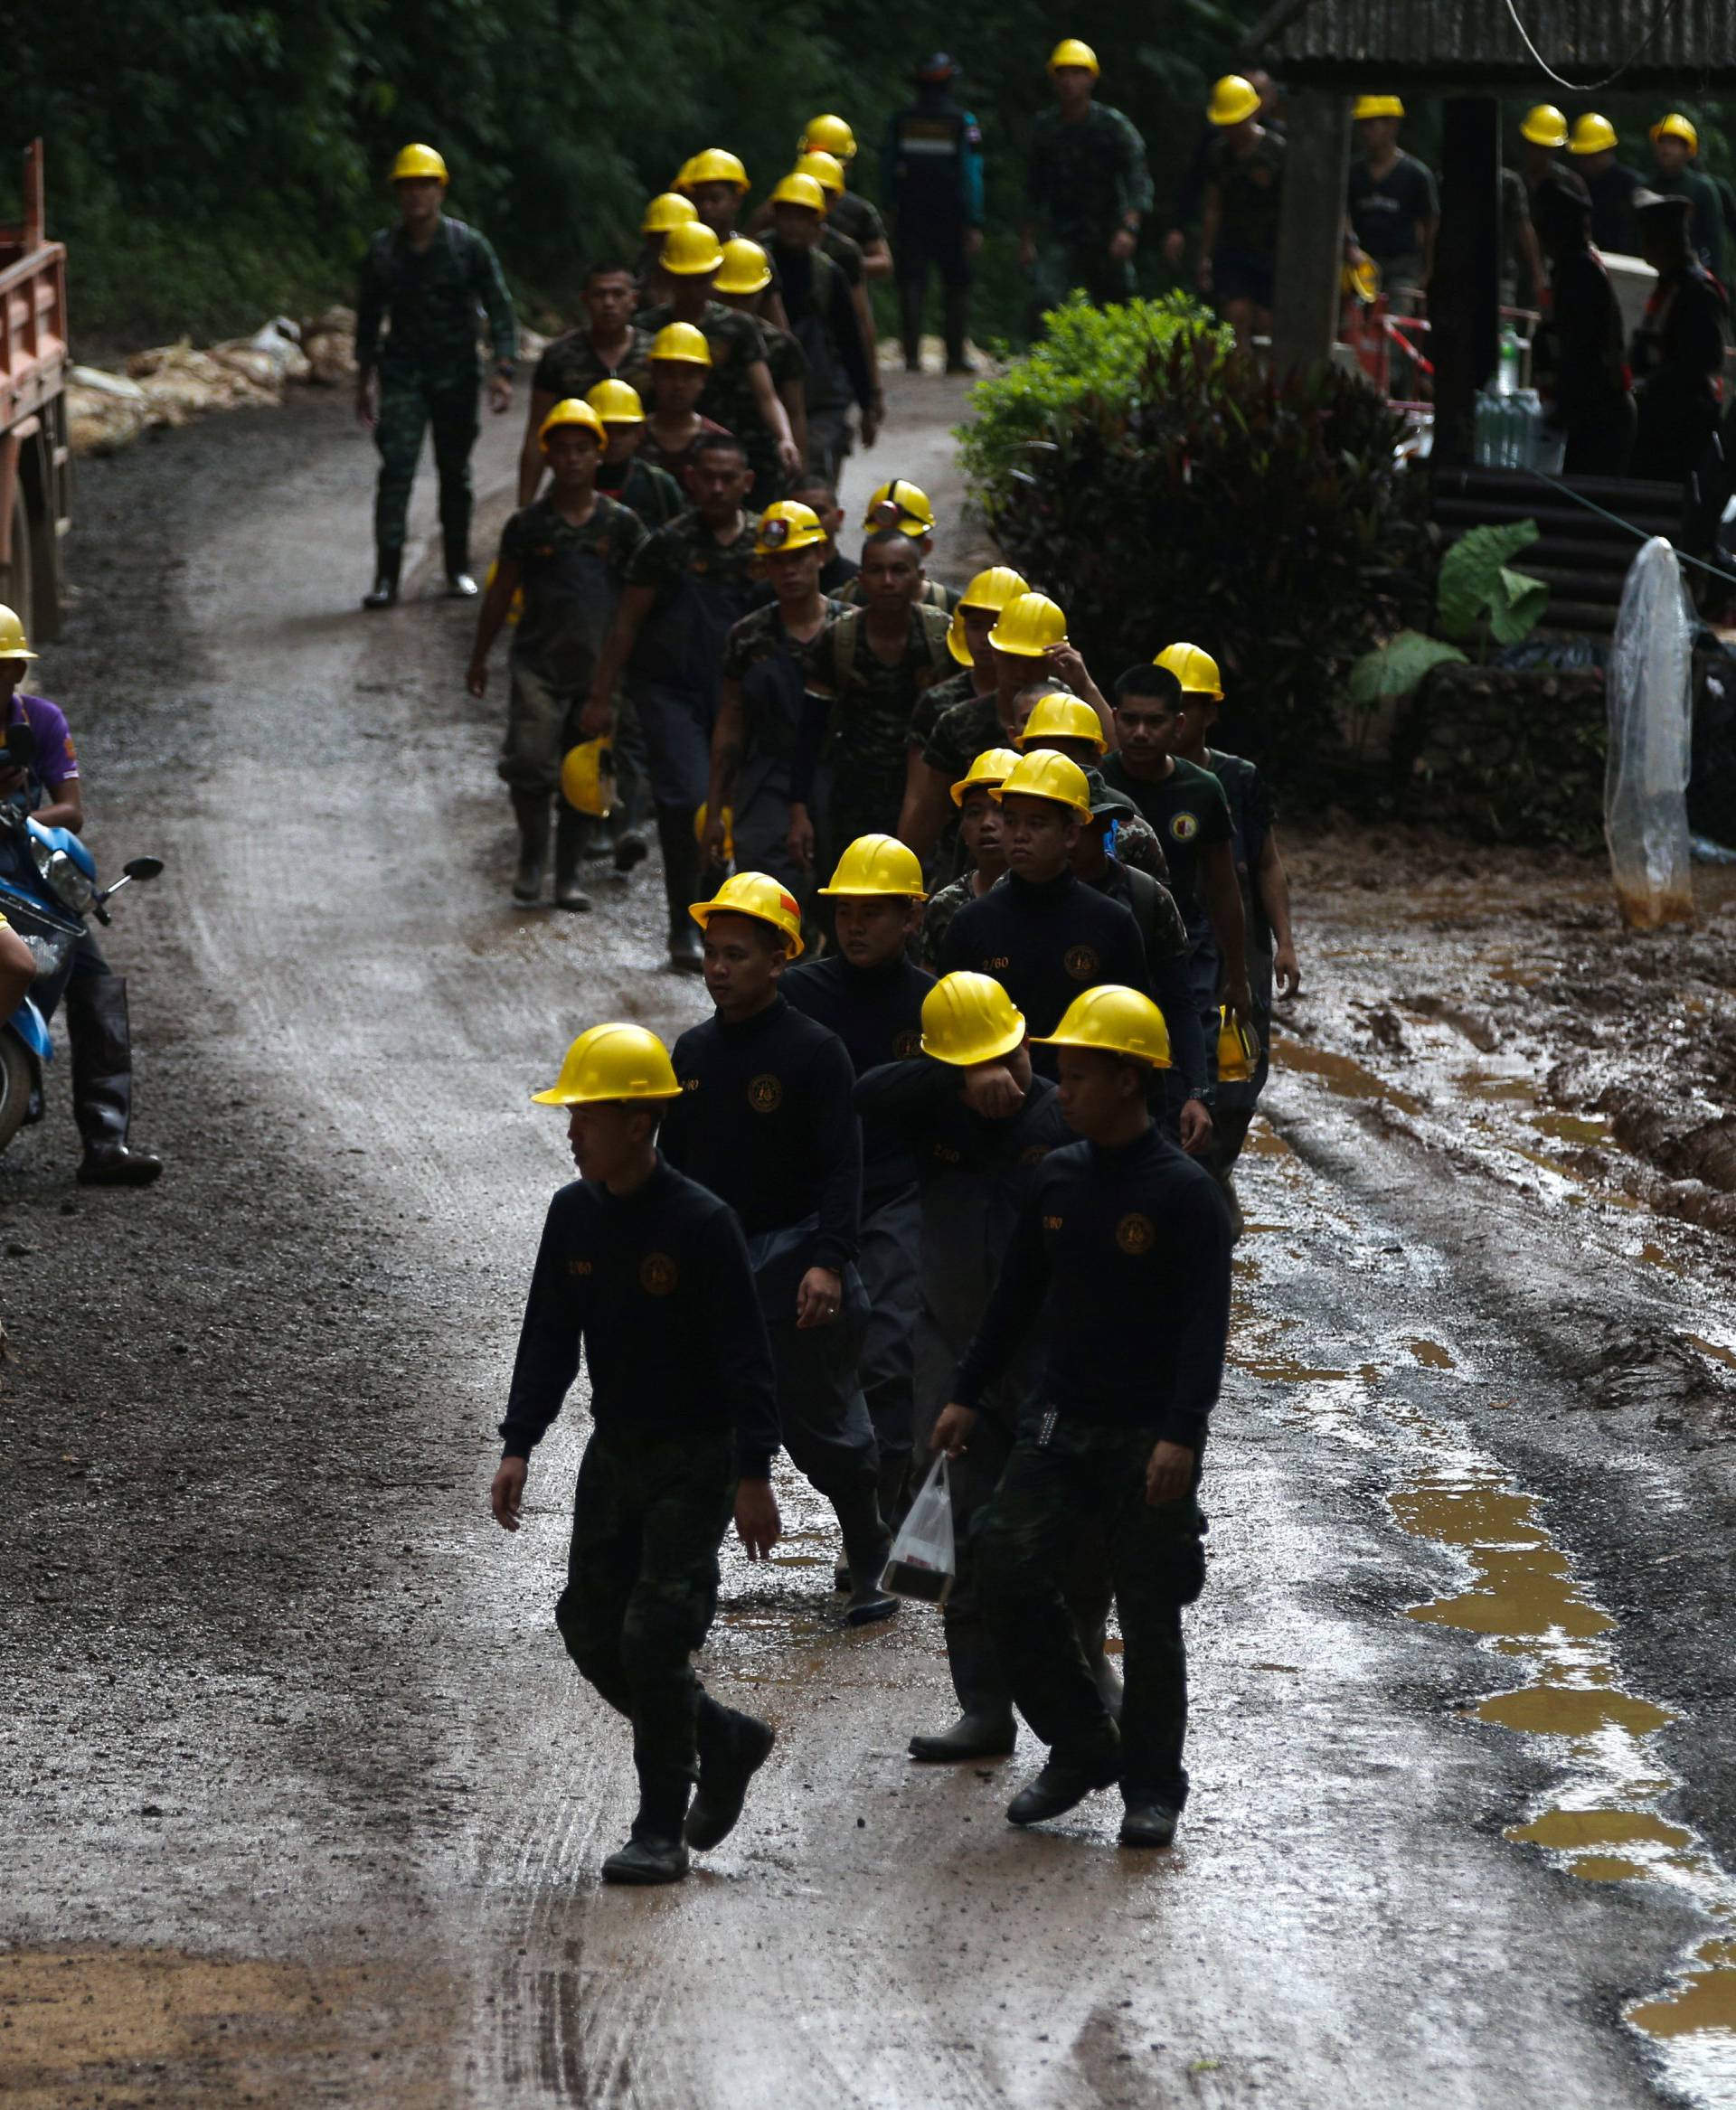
[1271,88,1353,372]
[1432,98,1500,466]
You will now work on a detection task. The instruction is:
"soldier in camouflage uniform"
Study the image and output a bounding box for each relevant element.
[355,144,517,608]
[517,262,655,506]
[714,239,810,471]
[916,747,1017,968]
[1020,41,1152,323]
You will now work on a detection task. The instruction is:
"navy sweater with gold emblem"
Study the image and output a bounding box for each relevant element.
[783,952,934,1208]
[499,1161,779,1477]
[951,1125,1231,1446]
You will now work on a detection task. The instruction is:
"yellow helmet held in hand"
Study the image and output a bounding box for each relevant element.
[586,379,644,424]
[755,499,827,556]
[794,150,847,196]
[685,147,750,193]
[1342,255,1382,304]
[1208,75,1261,127]
[1033,984,1173,1069]
[948,564,1030,664]
[539,398,605,450]
[642,191,699,234]
[1521,104,1570,148]
[650,320,712,366]
[1570,112,1618,156]
[863,478,935,539]
[991,748,1095,820]
[951,746,1023,806]
[561,739,616,817]
[921,973,1027,1067]
[988,590,1067,657]
[1154,641,1224,699]
[769,171,828,215]
[716,237,774,296]
[1651,111,1699,154]
[689,870,806,956]
[660,221,725,277]
[1218,1008,1260,1084]
[693,801,734,859]
[1017,692,1107,754]
[1048,38,1099,75]
[532,1023,683,1107]
[1353,94,1405,121]
[0,604,38,662]
[800,114,857,162]
[819,834,928,900]
[391,143,448,184]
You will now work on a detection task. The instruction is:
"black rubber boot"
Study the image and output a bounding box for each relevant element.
[441,510,476,596]
[944,288,975,373]
[656,806,703,971]
[899,282,924,372]
[552,808,592,913]
[910,1636,1016,1763]
[361,548,401,611]
[67,975,162,1188]
[1005,1738,1121,1828]
[685,1707,776,1851]
[603,1777,691,1884]
[510,792,550,905]
[1118,1797,1181,1849]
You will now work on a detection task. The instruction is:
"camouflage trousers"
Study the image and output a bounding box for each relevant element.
[1027,240,1136,327]
[555,1425,737,1820]
[373,364,480,558]
[976,1416,1207,1806]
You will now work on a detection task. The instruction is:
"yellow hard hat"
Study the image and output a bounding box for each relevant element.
[539,398,606,451]
[950,746,1023,806]
[391,143,448,184]
[1353,94,1405,121]
[689,870,806,956]
[685,147,750,192]
[642,191,699,234]
[818,833,929,900]
[1218,1008,1260,1084]
[920,972,1026,1067]
[1033,984,1173,1069]
[650,320,712,366]
[693,802,735,859]
[531,1022,683,1107]
[587,379,644,425]
[863,478,935,538]
[988,591,1068,657]
[1048,38,1099,75]
[560,738,616,817]
[0,604,37,662]
[716,237,774,296]
[801,114,857,162]
[1017,692,1107,754]
[1652,112,1699,154]
[673,155,700,193]
[1208,75,1261,127]
[990,748,1095,820]
[770,171,828,215]
[1342,255,1382,303]
[755,499,828,556]
[793,150,847,197]
[948,565,1031,664]
[1521,104,1570,148]
[1155,640,1224,700]
[660,221,725,277]
[1570,112,1618,156]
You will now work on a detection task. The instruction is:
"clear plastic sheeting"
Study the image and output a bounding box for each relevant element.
[1606,537,1695,929]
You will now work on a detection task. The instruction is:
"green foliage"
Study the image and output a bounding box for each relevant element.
[964,322,1428,771]
[1436,521,1548,648]
[1345,630,1467,709]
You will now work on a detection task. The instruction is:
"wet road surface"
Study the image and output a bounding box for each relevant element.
[3,379,1736,2107]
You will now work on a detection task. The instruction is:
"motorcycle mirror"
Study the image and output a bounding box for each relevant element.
[5,723,37,767]
[122,857,165,882]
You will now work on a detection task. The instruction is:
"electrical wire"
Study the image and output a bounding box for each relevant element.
[1517,461,1736,589]
[1501,0,1684,94]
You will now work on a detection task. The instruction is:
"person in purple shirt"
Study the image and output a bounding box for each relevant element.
[1,608,163,1184]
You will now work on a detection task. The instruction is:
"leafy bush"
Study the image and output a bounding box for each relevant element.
[963,320,1429,773]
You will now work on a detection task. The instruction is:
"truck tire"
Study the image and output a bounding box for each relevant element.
[0,1031,34,1155]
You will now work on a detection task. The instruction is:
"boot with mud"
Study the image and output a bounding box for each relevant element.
[655,807,703,972]
[510,791,551,905]
[361,547,401,611]
[552,808,592,913]
[67,975,163,1188]
[602,1794,692,1885]
[836,1486,898,1626]
[1005,1734,1121,1827]
[684,1704,776,1851]
[909,1637,1016,1762]
[1118,1795,1180,1849]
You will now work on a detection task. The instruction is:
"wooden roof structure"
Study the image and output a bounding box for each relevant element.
[1243,0,1736,91]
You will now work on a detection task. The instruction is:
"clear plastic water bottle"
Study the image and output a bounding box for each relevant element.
[1474,390,1498,466]
[1496,325,1523,396]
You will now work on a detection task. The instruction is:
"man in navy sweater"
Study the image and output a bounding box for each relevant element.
[491,1022,782,1886]
[937,984,1232,1849]
[660,871,898,1626]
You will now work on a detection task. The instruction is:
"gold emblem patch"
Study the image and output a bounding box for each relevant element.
[1063,944,1099,981]
[1169,811,1200,843]
[749,1073,783,1113]
[639,1251,679,1295]
[1116,1212,1156,1256]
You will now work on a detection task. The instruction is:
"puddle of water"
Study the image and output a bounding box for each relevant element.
[1509,1809,1693,1851]
[1410,1339,1457,1371]
[1686,1333,1736,1373]
[1241,1122,1293,1161]
[1456,1069,1539,1104]
[1270,1036,1424,1116]
[1533,1112,1612,1145]
[1639,1242,1685,1275]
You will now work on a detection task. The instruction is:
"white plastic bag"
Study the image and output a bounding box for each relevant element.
[1605,536,1695,928]
[880,1455,955,1606]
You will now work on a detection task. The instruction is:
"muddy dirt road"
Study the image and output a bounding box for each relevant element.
[5,378,1736,2109]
